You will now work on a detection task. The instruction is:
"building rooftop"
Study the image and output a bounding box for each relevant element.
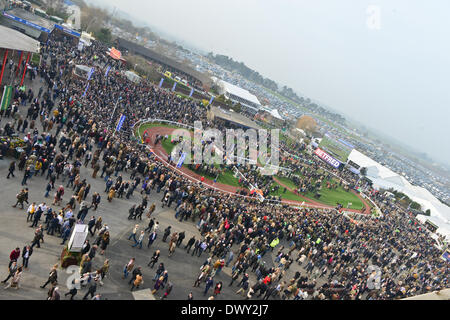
[5,7,55,32]
[0,25,40,53]
[115,37,210,85]
[210,106,262,130]
[218,79,261,106]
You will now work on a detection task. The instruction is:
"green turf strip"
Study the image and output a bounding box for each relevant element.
[275,175,364,209]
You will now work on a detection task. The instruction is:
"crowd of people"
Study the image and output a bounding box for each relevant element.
[0,33,447,300]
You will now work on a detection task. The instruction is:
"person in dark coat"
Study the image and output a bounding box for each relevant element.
[7,161,15,179]
[148,250,160,268]
[87,216,96,236]
[147,231,157,248]
[40,264,58,288]
[1,261,17,284]
[88,245,97,260]
[22,245,33,269]
[185,236,196,253]
[162,226,171,242]
[82,278,98,300]
[31,207,43,227]
[204,276,214,296]
[128,266,142,285]
[176,231,185,247]
[81,240,90,255]
[81,258,92,275]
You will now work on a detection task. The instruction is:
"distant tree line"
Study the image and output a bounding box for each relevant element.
[207,53,278,91]
[79,3,158,45]
[207,52,346,125]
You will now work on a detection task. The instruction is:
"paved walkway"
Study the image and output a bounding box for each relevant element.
[0,76,282,300]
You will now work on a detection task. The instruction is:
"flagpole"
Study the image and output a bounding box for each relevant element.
[109,95,121,133]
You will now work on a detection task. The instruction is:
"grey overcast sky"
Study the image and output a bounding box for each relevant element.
[88,0,450,163]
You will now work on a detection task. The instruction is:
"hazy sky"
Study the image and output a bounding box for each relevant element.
[89,0,450,163]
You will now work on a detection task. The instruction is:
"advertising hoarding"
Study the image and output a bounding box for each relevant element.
[314,147,341,168]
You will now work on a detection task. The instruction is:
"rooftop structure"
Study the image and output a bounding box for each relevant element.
[213,78,262,114]
[210,106,262,130]
[347,149,450,240]
[115,37,210,87]
[0,24,40,53]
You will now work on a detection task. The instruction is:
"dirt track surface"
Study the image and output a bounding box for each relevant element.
[140,125,371,213]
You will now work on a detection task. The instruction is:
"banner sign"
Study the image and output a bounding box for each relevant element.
[338,138,355,150]
[1,85,13,111]
[176,152,187,168]
[87,67,94,80]
[442,250,450,262]
[171,81,177,92]
[158,78,164,88]
[2,12,51,33]
[314,147,341,168]
[53,24,81,37]
[189,87,194,97]
[105,65,111,78]
[115,114,126,132]
[82,83,89,97]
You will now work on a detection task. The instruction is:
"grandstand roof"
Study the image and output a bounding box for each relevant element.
[115,38,210,85]
[403,288,450,300]
[219,79,261,106]
[211,106,262,130]
[5,7,55,32]
[0,25,40,53]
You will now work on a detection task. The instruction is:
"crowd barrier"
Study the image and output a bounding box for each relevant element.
[131,118,377,213]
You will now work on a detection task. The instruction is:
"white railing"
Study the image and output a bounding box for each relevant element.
[132,118,341,209]
[132,118,383,215]
[279,145,382,214]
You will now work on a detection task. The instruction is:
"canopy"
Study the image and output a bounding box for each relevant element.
[107,47,125,61]
[269,108,284,120]
[0,25,40,53]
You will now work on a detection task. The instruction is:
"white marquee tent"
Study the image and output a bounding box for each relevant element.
[348,149,450,240]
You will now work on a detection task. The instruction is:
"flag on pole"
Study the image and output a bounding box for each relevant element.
[115,114,126,132]
[82,83,90,97]
[189,87,194,97]
[177,152,187,168]
[171,81,177,92]
[105,65,111,78]
[1,85,13,111]
[87,67,94,80]
[158,78,164,88]
[209,96,214,105]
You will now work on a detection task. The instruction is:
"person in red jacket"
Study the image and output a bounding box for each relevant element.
[9,248,20,269]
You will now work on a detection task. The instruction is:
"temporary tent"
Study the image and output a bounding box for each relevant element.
[124,70,141,83]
